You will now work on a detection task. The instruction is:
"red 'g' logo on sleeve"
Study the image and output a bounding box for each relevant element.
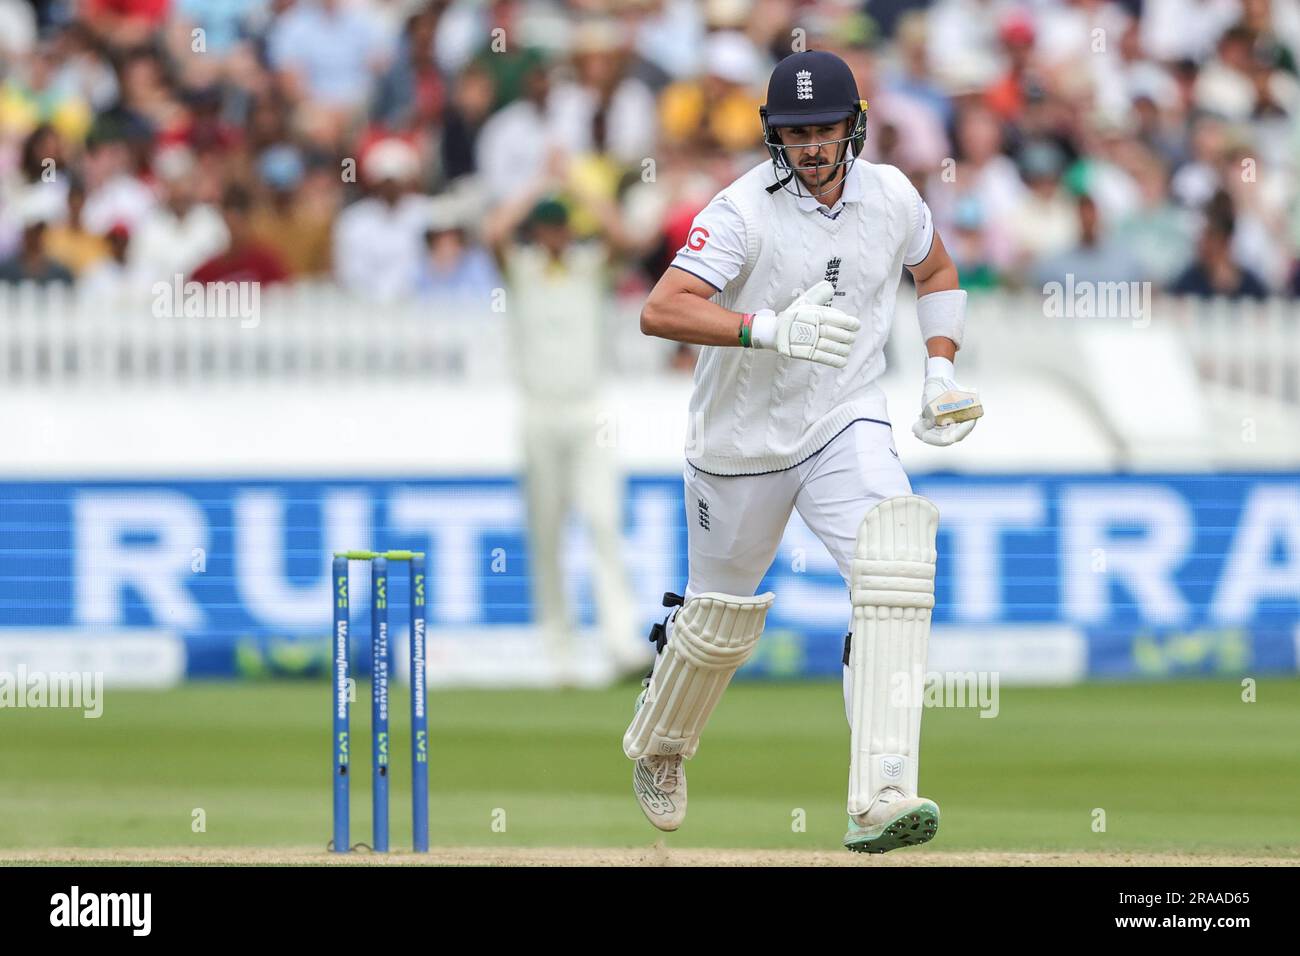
[686,227,710,251]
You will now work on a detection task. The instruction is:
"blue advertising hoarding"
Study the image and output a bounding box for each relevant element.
[0,473,1295,681]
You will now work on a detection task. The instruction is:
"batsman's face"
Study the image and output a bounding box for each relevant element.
[781,119,852,189]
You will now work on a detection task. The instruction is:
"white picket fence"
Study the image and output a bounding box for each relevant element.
[958,291,1300,406]
[1170,296,1300,403]
[0,282,511,386]
[1,282,1298,404]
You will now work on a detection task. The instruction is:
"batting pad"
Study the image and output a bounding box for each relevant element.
[847,496,939,816]
[623,592,774,761]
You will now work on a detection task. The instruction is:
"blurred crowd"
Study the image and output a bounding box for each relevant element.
[1,0,1298,303]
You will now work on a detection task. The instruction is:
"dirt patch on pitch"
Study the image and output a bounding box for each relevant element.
[3,846,1296,867]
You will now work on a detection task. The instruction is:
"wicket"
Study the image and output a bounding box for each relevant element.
[332,549,428,853]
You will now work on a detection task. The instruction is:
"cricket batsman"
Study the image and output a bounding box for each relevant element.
[623,50,982,853]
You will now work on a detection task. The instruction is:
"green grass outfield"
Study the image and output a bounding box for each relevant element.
[1,678,1297,857]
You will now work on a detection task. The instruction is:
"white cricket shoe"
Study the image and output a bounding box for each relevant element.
[843,787,939,854]
[633,753,687,831]
[629,681,687,830]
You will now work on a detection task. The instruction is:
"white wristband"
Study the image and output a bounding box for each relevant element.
[750,309,777,350]
[925,356,956,381]
[917,289,967,349]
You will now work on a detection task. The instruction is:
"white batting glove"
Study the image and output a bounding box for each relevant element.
[749,280,859,369]
[912,360,982,447]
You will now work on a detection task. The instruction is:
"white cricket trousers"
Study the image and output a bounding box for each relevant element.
[678,418,912,722]
[522,398,636,662]
[683,418,911,597]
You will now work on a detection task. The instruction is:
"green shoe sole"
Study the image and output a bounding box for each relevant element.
[843,802,939,854]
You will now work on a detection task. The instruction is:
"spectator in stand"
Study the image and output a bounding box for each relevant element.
[115,45,188,144]
[1116,21,1180,129]
[81,128,157,236]
[1194,26,1265,122]
[934,103,1025,273]
[630,0,706,83]
[886,13,954,130]
[52,22,122,116]
[13,124,71,232]
[1007,140,1080,275]
[1037,0,1135,121]
[1244,42,1299,169]
[0,0,36,60]
[21,123,68,185]
[1217,140,1291,290]
[948,195,1003,291]
[984,10,1039,124]
[249,145,334,276]
[658,31,766,154]
[372,4,449,134]
[0,0,1292,306]
[129,145,229,287]
[1032,193,1143,287]
[549,18,657,166]
[439,59,495,182]
[180,84,244,159]
[1129,87,1186,171]
[468,3,552,111]
[332,138,429,302]
[415,197,500,301]
[475,56,555,201]
[1170,205,1270,300]
[0,37,93,143]
[82,0,172,50]
[1170,113,1229,209]
[927,0,1005,85]
[1243,0,1300,74]
[243,93,293,157]
[80,222,134,297]
[1141,0,1242,63]
[191,183,290,285]
[268,0,394,140]
[0,192,74,285]
[1115,150,1196,284]
[46,178,111,276]
[172,0,272,61]
[1073,121,1143,228]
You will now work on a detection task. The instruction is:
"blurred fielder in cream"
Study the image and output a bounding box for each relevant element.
[484,159,649,681]
[625,51,982,853]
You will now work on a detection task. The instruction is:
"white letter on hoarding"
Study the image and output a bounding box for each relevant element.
[1211,484,1300,623]
[1062,485,1191,625]
[389,489,521,623]
[75,492,207,627]
[921,484,1047,622]
[234,489,371,626]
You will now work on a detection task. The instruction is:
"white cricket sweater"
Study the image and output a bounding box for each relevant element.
[682,159,922,475]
